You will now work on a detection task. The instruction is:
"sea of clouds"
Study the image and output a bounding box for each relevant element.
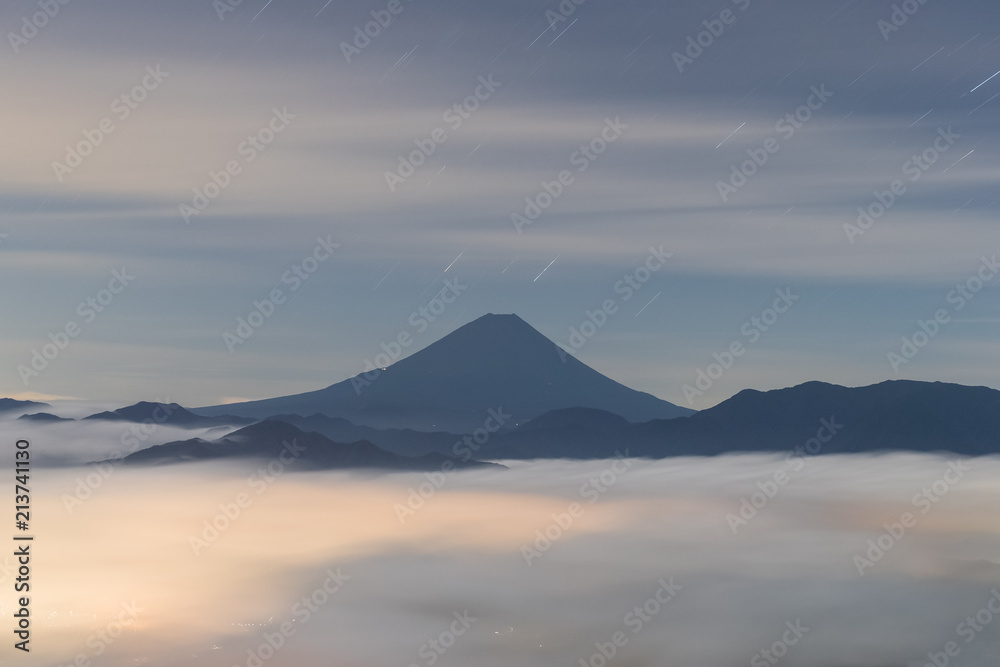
[2,418,1000,667]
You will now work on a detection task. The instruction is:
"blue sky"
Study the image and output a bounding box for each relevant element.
[1,0,997,409]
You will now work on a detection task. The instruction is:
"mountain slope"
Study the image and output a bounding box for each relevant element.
[263,414,465,457]
[670,379,1000,455]
[119,420,496,471]
[473,380,1000,459]
[195,313,693,431]
[0,398,51,417]
[84,401,255,428]
[18,412,73,423]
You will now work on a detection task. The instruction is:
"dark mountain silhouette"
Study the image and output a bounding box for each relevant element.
[265,409,625,459]
[116,380,1000,465]
[0,398,51,416]
[479,407,634,459]
[659,379,1000,456]
[518,407,630,433]
[118,420,496,471]
[263,414,467,457]
[84,401,255,428]
[18,412,73,423]
[471,380,1000,459]
[194,313,693,431]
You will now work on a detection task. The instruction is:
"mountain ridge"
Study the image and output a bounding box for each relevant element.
[84,401,255,428]
[470,379,1000,459]
[118,419,499,471]
[0,398,51,416]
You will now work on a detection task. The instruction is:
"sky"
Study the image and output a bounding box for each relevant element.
[1,0,998,410]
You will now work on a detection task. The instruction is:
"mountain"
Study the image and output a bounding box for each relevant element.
[517,407,630,433]
[0,398,51,417]
[652,379,1000,456]
[95,380,1000,463]
[268,408,629,460]
[18,412,73,423]
[194,313,694,431]
[118,420,497,471]
[472,380,1000,459]
[263,414,464,457]
[477,407,634,459]
[84,401,255,428]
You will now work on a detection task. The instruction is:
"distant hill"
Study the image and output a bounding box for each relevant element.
[114,380,1000,464]
[0,398,51,417]
[470,380,1000,459]
[478,408,634,459]
[118,420,497,471]
[195,313,693,431]
[84,402,255,428]
[263,414,466,457]
[518,407,630,433]
[18,412,73,423]
[647,380,1000,456]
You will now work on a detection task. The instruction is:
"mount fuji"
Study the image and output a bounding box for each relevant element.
[195,313,693,431]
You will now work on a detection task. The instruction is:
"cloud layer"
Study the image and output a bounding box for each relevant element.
[15,453,1000,666]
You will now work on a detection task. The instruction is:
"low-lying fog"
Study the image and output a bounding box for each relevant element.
[1,415,241,467]
[3,423,1000,667]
